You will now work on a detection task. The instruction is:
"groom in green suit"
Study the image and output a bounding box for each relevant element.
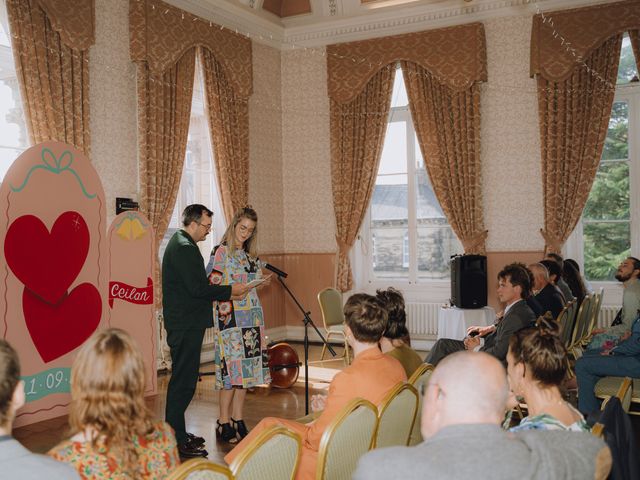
[163,204,248,458]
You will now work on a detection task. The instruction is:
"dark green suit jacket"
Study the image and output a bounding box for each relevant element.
[162,229,232,330]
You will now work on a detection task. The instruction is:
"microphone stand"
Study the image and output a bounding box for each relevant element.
[276,274,337,415]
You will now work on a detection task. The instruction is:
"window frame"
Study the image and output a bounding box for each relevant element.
[565,82,640,304]
[352,73,457,302]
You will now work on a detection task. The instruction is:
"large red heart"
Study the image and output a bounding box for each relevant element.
[4,212,89,305]
[23,283,101,363]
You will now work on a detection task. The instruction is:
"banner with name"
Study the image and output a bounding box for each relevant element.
[107,211,157,395]
[109,277,153,308]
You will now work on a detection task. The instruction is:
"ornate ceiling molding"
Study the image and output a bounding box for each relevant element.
[167,0,613,50]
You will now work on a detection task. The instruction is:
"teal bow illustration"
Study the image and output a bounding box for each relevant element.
[11,148,96,199]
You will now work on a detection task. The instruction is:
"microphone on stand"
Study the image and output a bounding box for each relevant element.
[259,261,288,278]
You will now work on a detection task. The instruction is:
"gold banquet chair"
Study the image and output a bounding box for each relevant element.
[166,458,233,480]
[408,363,434,445]
[316,398,378,480]
[595,376,640,416]
[317,287,350,364]
[374,382,419,449]
[228,426,301,480]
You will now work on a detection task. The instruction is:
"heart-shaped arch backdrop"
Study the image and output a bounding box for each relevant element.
[0,141,157,427]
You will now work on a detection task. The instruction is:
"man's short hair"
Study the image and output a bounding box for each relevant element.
[540,259,562,281]
[546,253,564,268]
[182,204,213,227]
[629,256,640,272]
[343,293,388,343]
[0,339,20,427]
[498,263,531,299]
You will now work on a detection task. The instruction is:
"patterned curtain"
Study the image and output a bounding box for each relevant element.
[331,67,394,292]
[200,47,249,224]
[630,30,640,69]
[537,35,622,253]
[402,61,487,254]
[137,48,196,306]
[6,0,94,154]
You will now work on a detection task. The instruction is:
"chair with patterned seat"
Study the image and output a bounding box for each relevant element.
[317,287,349,363]
[316,398,378,480]
[166,458,233,480]
[407,363,434,445]
[373,382,419,449]
[228,426,301,480]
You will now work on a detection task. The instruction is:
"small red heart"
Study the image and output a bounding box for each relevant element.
[22,283,102,363]
[4,212,89,305]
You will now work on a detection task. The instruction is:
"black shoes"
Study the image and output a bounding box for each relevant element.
[178,440,208,458]
[187,432,205,446]
[216,419,238,444]
[231,418,249,439]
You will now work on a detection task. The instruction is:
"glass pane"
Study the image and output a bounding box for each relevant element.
[371,227,409,278]
[417,224,462,279]
[583,161,629,221]
[601,101,628,161]
[415,133,424,169]
[618,34,638,84]
[378,122,407,175]
[0,146,23,179]
[390,67,408,108]
[583,222,630,281]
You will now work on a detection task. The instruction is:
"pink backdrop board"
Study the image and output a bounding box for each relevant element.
[107,211,157,395]
[0,142,108,427]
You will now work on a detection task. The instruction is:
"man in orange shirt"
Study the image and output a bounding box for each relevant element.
[224,293,406,479]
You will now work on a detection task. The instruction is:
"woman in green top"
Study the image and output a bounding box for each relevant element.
[376,287,423,378]
[507,315,588,432]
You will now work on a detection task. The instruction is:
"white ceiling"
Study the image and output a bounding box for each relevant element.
[168,0,617,48]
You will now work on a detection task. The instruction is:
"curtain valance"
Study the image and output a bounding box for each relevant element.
[530,0,640,81]
[129,0,252,98]
[327,22,486,104]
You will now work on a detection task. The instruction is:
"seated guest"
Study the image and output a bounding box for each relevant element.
[587,257,640,351]
[562,259,588,307]
[545,253,575,303]
[224,293,406,480]
[0,339,79,479]
[511,262,544,317]
[529,263,565,319]
[376,287,423,378]
[540,259,570,303]
[565,258,593,294]
[576,312,640,415]
[49,329,179,479]
[354,351,609,480]
[426,263,536,367]
[507,316,587,432]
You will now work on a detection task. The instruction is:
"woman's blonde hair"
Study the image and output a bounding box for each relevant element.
[220,206,259,257]
[69,328,155,476]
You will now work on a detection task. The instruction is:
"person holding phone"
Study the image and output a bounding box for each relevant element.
[207,206,271,443]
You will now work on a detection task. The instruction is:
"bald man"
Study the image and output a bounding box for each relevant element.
[353,351,611,480]
[529,262,565,319]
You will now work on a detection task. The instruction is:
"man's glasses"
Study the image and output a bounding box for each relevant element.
[198,222,212,232]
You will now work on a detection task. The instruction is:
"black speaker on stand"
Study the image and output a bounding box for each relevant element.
[450,255,487,309]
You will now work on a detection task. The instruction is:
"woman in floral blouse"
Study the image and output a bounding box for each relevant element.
[506,316,588,432]
[207,206,271,444]
[48,329,179,479]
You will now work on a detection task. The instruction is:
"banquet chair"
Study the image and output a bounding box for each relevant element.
[408,364,434,445]
[316,398,378,480]
[595,376,640,416]
[166,458,233,480]
[228,426,301,480]
[374,382,419,449]
[317,287,349,364]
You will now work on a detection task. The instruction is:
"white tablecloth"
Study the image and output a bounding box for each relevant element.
[437,306,496,340]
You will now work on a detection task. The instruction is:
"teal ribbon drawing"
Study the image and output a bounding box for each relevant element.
[11,148,96,199]
[22,367,71,402]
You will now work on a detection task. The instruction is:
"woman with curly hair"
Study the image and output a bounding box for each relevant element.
[48,329,179,479]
